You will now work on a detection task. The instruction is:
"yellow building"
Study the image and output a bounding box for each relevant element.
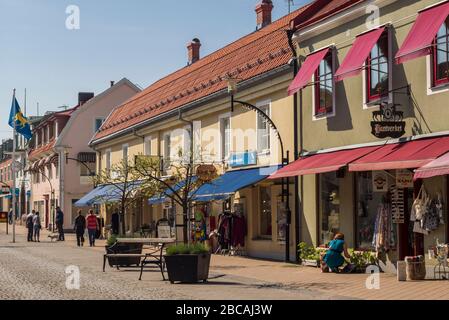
[87,2,308,261]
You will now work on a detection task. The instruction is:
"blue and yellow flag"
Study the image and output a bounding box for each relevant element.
[8,96,32,140]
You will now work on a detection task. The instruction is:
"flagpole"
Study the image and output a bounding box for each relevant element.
[12,89,17,244]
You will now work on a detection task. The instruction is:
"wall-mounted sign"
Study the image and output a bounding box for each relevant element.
[372,171,388,192]
[371,103,406,139]
[229,151,257,168]
[396,169,414,188]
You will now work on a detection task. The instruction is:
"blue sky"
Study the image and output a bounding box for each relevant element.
[0,0,308,141]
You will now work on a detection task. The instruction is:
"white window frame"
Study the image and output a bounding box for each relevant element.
[362,26,393,110]
[144,136,152,156]
[219,113,232,161]
[256,100,272,156]
[163,133,172,172]
[94,117,105,133]
[312,48,337,121]
[122,144,129,163]
[105,149,111,171]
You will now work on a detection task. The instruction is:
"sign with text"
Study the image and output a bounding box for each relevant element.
[229,151,257,168]
[371,104,406,139]
[396,169,414,188]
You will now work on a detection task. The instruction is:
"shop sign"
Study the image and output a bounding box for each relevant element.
[371,103,406,139]
[396,170,414,188]
[196,164,217,182]
[0,212,7,223]
[229,151,257,168]
[372,171,388,192]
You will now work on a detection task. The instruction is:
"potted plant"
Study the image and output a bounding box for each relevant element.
[298,242,324,267]
[105,234,143,267]
[164,243,211,284]
[348,250,379,273]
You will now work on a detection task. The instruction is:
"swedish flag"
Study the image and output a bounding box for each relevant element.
[8,95,32,140]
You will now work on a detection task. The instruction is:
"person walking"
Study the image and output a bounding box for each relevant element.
[55,207,65,241]
[74,210,86,247]
[26,210,35,242]
[33,212,42,242]
[111,208,120,235]
[86,210,99,247]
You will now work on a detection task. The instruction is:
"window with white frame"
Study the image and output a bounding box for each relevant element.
[314,52,334,117]
[94,118,105,133]
[163,134,171,171]
[144,137,152,156]
[366,31,390,102]
[220,115,231,160]
[432,17,449,87]
[105,150,111,172]
[257,103,271,154]
[122,144,129,164]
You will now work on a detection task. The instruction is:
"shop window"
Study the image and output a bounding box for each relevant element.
[257,103,271,154]
[319,172,341,245]
[367,32,389,102]
[433,17,449,87]
[259,186,272,238]
[314,53,334,117]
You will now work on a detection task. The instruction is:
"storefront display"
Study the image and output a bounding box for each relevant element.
[319,172,341,244]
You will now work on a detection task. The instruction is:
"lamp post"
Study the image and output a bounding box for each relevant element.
[225,77,292,262]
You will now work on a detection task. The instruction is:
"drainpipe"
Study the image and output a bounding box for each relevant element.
[287,29,301,262]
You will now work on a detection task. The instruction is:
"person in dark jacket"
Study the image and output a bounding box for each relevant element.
[111,209,120,235]
[26,210,35,242]
[74,210,86,247]
[55,207,65,241]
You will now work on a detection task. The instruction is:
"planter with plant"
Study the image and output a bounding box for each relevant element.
[348,250,379,273]
[298,242,326,267]
[105,235,143,267]
[164,243,211,284]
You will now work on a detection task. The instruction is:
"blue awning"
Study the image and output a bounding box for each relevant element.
[75,181,145,207]
[193,166,280,202]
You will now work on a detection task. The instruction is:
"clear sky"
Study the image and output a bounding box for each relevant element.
[0,0,309,141]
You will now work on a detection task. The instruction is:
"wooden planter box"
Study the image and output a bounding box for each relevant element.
[164,253,211,284]
[105,243,143,267]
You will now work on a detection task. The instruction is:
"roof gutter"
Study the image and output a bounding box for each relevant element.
[90,64,292,147]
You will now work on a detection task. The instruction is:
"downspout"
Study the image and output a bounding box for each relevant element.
[287,29,301,262]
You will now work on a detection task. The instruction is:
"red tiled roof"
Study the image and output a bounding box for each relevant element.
[92,5,311,143]
[290,0,366,30]
[28,139,56,159]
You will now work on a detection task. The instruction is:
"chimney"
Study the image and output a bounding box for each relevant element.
[187,38,201,65]
[78,92,94,106]
[255,0,273,30]
[110,81,115,87]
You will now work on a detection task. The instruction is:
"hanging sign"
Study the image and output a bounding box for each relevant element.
[196,164,218,182]
[371,103,406,139]
[396,169,414,188]
[372,171,388,192]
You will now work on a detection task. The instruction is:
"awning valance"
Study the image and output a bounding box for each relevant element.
[414,152,449,180]
[288,48,330,96]
[269,147,379,179]
[349,136,449,172]
[193,166,279,202]
[335,27,386,82]
[395,2,449,64]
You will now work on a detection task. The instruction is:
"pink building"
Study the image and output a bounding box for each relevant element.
[28,79,140,229]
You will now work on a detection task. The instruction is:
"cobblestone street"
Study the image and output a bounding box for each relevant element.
[1,225,448,300]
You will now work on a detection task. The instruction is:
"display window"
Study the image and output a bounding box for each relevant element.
[319,172,341,245]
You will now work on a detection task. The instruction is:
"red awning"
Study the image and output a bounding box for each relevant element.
[335,27,386,82]
[269,146,380,179]
[395,2,449,64]
[288,48,330,96]
[349,136,449,172]
[414,152,449,180]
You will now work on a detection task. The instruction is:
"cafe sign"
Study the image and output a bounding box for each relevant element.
[371,103,406,139]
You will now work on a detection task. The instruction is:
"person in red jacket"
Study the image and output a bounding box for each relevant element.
[86,210,99,247]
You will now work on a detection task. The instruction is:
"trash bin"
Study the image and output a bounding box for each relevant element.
[405,256,426,281]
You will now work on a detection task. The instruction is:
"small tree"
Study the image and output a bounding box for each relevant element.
[94,159,156,235]
[134,151,217,243]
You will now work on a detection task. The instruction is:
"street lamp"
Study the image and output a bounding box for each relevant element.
[225,76,292,262]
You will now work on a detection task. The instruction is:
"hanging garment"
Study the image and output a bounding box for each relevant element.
[410,186,429,235]
[217,213,232,248]
[423,199,441,232]
[373,203,395,252]
[231,215,247,247]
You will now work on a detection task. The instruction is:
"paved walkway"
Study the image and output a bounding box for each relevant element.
[0,224,448,300]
